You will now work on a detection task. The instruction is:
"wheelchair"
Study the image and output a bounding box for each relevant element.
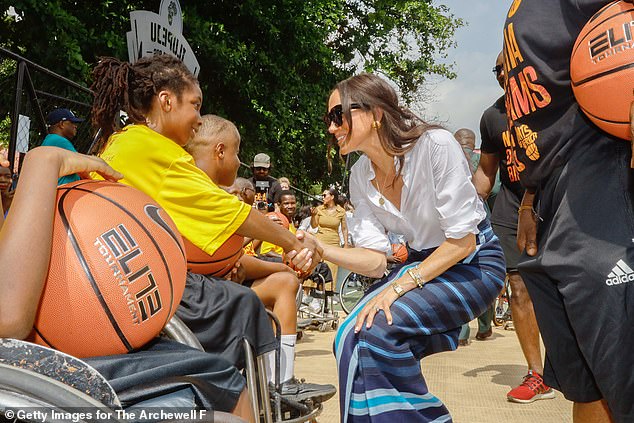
[0,315,322,423]
[297,263,339,333]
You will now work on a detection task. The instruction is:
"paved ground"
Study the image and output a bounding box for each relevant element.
[294,318,572,423]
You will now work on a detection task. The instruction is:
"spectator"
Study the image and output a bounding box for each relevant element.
[505,1,634,422]
[474,50,553,403]
[41,108,84,185]
[311,187,349,285]
[278,177,290,191]
[249,153,282,210]
[453,129,495,346]
[454,128,479,173]
[0,167,13,215]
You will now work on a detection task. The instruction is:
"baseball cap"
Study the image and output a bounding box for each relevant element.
[253,153,271,168]
[46,108,84,126]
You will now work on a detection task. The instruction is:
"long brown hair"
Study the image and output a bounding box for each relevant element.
[330,73,441,178]
[90,54,198,154]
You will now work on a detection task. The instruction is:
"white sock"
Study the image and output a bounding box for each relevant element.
[280,334,296,384]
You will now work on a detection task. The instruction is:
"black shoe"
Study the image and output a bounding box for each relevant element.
[273,377,336,403]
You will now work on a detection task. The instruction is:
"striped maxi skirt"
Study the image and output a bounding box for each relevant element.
[334,220,506,422]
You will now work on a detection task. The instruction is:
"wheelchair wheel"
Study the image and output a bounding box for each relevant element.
[493,279,512,326]
[0,363,124,422]
[339,272,375,314]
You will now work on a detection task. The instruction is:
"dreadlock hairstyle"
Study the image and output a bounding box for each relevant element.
[90,54,198,154]
[327,73,442,180]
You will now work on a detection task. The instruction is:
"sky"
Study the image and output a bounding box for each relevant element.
[421,1,510,147]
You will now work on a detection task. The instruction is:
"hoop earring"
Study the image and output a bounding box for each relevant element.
[371,120,382,129]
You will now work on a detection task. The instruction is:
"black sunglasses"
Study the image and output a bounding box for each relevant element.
[492,64,503,75]
[323,103,363,127]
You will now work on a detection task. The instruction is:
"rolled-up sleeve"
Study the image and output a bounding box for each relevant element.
[349,167,391,253]
[430,134,485,239]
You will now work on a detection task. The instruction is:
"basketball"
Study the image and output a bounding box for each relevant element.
[184,234,244,277]
[570,0,634,140]
[267,211,289,229]
[392,243,408,263]
[31,180,187,358]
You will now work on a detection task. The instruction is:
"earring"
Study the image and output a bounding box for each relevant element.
[166,99,172,112]
[371,120,382,129]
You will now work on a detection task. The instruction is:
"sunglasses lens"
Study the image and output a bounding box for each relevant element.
[324,105,344,127]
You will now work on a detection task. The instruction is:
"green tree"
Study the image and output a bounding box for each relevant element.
[0,0,462,193]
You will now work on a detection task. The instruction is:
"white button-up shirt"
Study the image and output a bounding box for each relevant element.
[348,129,486,253]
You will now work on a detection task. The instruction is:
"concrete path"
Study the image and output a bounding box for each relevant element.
[294,319,572,422]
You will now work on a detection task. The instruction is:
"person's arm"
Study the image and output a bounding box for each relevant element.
[239,254,294,280]
[0,147,121,339]
[340,212,349,248]
[354,232,476,332]
[472,152,500,199]
[517,191,537,256]
[321,241,387,278]
[237,208,322,271]
[310,206,319,229]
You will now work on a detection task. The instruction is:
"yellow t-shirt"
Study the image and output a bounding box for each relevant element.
[97,124,250,256]
[259,223,296,256]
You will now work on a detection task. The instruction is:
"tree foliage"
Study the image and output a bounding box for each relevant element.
[0,0,462,192]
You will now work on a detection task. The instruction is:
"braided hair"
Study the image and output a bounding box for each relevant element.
[90,54,198,154]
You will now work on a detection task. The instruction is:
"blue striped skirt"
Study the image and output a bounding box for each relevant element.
[334,220,506,422]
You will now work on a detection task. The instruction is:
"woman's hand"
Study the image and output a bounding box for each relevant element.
[354,283,400,333]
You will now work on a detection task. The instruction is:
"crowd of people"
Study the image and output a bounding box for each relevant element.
[1,1,634,422]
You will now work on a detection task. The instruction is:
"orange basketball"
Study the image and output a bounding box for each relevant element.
[184,234,244,277]
[266,211,289,229]
[391,243,408,263]
[31,180,187,358]
[570,1,634,140]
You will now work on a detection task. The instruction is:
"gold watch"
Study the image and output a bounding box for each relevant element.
[391,281,405,297]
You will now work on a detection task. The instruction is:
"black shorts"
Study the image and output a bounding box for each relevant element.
[176,272,277,370]
[86,338,245,412]
[491,223,520,272]
[518,132,634,421]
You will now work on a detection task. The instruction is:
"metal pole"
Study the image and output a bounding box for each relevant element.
[8,61,25,174]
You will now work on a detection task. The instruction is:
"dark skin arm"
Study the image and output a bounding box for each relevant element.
[0,147,122,338]
[472,152,500,199]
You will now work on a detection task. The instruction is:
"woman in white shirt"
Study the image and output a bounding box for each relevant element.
[313,74,506,422]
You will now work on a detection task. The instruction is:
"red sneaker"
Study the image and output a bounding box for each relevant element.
[507,371,556,403]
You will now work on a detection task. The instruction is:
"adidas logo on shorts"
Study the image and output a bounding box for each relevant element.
[605,260,634,286]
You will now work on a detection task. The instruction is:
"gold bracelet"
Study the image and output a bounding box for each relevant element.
[518,205,534,214]
[406,266,425,289]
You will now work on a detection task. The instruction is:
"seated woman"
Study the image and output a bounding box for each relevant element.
[309,73,506,422]
[0,147,254,421]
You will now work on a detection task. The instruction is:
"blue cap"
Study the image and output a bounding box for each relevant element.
[46,108,84,125]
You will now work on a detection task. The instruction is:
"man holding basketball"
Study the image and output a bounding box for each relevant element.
[504,1,634,422]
